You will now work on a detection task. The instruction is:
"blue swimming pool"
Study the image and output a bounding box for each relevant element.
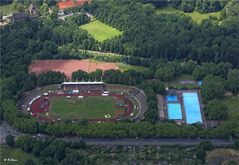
[182,92,202,124]
[166,95,178,102]
[167,103,182,120]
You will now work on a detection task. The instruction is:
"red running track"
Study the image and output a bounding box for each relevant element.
[30,92,133,122]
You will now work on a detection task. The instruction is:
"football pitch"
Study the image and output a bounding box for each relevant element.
[49,96,120,119]
[80,20,123,42]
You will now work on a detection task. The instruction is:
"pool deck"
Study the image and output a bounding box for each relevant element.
[157,94,166,120]
[162,90,206,126]
[196,90,206,126]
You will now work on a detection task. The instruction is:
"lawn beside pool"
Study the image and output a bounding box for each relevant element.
[49,96,117,119]
[80,20,123,42]
[219,96,239,121]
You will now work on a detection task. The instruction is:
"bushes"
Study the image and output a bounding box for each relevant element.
[43,118,238,138]
[6,134,15,147]
[154,61,182,81]
[140,80,165,123]
[202,75,225,101]
[205,99,228,120]
[199,141,213,150]
[194,141,212,162]
[194,147,206,162]
[226,69,239,95]
[38,71,66,86]
[168,84,200,90]
[2,100,40,134]
[102,69,152,86]
[15,135,88,164]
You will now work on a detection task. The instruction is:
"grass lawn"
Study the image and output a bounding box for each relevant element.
[0,4,15,16]
[219,95,239,121]
[106,84,132,93]
[0,145,40,165]
[80,20,123,42]
[89,59,150,73]
[166,74,196,88]
[172,74,194,82]
[117,63,150,73]
[184,11,221,23]
[49,96,117,119]
[156,7,221,23]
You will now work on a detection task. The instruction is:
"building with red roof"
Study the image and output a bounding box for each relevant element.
[58,0,92,10]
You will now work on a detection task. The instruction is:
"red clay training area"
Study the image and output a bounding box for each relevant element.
[29,59,118,79]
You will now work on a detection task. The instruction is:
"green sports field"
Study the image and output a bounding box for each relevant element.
[80,20,123,42]
[49,96,121,119]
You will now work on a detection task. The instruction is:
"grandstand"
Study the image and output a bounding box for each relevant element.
[61,81,106,91]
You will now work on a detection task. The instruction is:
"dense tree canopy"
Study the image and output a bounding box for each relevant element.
[0,1,238,140]
[15,135,88,164]
[6,134,15,147]
[154,61,182,81]
[223,0,239,17]
[202,75,225,101]
[226,69,239,95]
[92,0,239,66]
[205,99,228,120]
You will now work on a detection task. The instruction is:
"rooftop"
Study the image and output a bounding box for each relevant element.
[62,81,105,85]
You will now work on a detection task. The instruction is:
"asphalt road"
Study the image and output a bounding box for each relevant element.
[65,138,233,147]
[0,121,22,144]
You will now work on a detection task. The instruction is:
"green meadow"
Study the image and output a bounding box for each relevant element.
[80,20,123,42]
[0,145,40,165]
[0,4,15,16]
[156,7,221,23]
[220,96,239,121]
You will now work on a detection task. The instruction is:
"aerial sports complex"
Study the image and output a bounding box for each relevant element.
[22,81,205,125]
[22,59,205,125]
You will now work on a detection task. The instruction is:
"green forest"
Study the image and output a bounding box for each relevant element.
[92,0,239,66]
[0,0,239,142]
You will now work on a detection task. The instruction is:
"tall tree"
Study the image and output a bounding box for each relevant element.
[202,75,225,101]
[6,134,15,147]
[226,69,239,95]
[205,99,228,120]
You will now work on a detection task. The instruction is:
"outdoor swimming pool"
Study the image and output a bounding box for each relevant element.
[182,92,202,124]
[166,95,178,102]
[167,103,182,120]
